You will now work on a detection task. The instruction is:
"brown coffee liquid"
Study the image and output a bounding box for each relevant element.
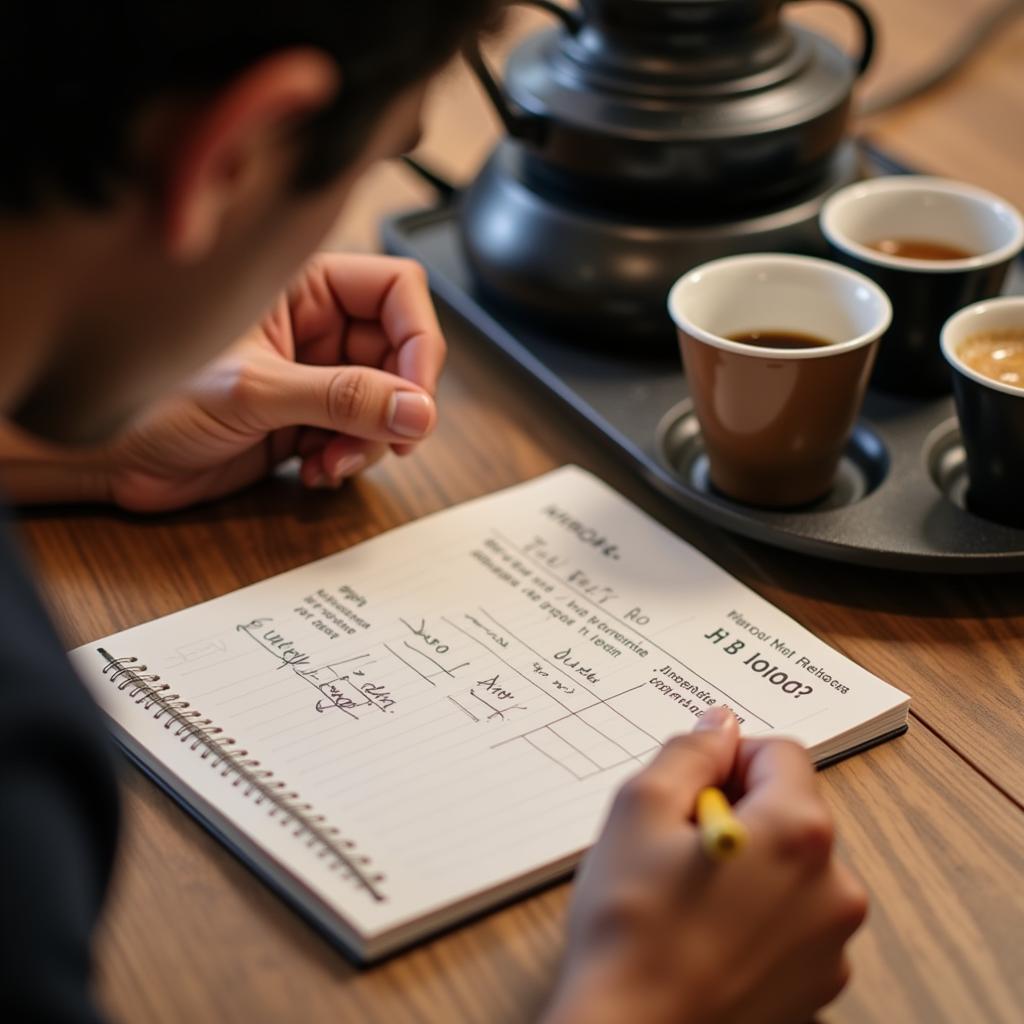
[958,330,1024,390]
[729,330,832,350]
[868,238,974,261]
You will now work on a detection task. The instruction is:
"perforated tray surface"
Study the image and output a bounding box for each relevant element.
[382,162,1024,573]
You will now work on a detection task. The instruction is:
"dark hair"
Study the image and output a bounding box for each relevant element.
[0,3,499,212]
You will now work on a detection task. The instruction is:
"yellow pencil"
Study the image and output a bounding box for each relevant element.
[696,787,749,861]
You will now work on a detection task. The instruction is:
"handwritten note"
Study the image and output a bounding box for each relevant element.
[71,466,907,946]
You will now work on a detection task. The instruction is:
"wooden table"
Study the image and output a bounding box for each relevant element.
[19,2,1024,1021]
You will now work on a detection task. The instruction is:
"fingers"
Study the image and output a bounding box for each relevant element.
[295,254,447,394]
[244,359,437,443]
[831,862,870,941]
[344,320,391,370]
[295,427,334,457]
[298,436,387,488]
[609,708,740,832]
[734,739,835,868]
[734,737,820,800]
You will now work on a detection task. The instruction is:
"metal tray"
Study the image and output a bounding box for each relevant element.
[382,156,1024,573]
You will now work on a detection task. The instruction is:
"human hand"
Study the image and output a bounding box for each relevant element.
[543,709,867,1024]
[0,253,445,510]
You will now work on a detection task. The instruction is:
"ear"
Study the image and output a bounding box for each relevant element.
[162,48,340,262]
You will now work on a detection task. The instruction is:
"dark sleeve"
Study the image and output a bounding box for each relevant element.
[0,525,120,1023]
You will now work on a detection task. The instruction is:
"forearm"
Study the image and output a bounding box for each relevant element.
[541,961,692,1024]
[542,985,624,1024]
[0,422,112,505]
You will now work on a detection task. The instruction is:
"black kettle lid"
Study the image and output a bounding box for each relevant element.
[464,0,873,203]
[496,0,872,107]
[575,0,794,84]
[558,0,872,99]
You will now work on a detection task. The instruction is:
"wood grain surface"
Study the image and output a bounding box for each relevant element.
[16,2,1024,1021]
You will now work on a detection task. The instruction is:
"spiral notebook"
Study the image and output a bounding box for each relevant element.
[69,466,909,962]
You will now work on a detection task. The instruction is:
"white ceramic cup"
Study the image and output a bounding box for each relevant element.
[821,175,1024,273]
[820,176,1024,395]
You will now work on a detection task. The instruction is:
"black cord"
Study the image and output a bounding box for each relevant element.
[859,0,1024,116]
[400,155,458,201]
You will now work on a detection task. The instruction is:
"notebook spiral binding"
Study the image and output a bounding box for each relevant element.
[98,647,386,903]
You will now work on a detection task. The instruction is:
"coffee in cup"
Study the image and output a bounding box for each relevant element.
[667,254,892,508]
[941,297,1024,528]
[956,331,1024,389]
[867,239,974,261]
[821,176,1024,397]
[728,330,831,349]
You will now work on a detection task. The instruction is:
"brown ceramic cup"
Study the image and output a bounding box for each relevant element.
[667,254,892,508]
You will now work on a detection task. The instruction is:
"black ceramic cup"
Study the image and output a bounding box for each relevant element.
[941,298,1024,528]
[821,177,1023,397]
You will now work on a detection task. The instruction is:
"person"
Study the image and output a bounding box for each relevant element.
[0,4,867,1022]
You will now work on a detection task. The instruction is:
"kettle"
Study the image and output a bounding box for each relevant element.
[460,0,875,347]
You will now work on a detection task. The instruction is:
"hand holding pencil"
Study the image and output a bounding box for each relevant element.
[696,784,749,860]
[544,707,868,1024]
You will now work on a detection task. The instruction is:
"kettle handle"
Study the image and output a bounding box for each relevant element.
[464,0,581,144]
[786,0,876,77]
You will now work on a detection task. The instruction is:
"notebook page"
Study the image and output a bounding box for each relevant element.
[70,465,908,940]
